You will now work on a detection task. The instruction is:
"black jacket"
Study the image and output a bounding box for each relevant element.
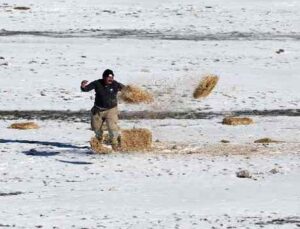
[81,79,124,109]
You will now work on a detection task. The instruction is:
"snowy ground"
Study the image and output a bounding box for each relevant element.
[0,0,300,111]
[1,37,300,111]
[1,0,300,228]
[1,146,300,228]
[1,118,300,228]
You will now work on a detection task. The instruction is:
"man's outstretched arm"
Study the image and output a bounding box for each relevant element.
[81,80,95,92]
[116,81,125,91]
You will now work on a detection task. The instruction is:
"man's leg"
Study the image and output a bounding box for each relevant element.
[105,107,120,149]
[91,107,105,142]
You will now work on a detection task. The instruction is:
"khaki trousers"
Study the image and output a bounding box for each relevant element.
[91,106,119,141]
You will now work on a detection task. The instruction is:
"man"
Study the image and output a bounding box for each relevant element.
[81,69,124,150]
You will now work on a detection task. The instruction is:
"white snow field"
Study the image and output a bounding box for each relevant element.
[0,0,300,228]
[0,119,300,228]
[0,0,299,111]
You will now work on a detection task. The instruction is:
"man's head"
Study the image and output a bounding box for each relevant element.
[102,69,114,85]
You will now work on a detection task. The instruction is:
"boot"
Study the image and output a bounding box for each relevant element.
[95,130,103,143]
[96,135,103,143]
[111,138,120,151]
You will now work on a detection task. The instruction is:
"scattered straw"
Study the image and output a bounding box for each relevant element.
[193,74,219,99]
[119,128,152,151]
[9,122,39,130]
[222,117,253,126]
[89,137,111,154]
[120,85,153,104]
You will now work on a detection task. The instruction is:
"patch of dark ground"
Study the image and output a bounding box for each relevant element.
[0,191,23,197]
[0,224,12,228]
[255,216,300,226]
[0,109,299,122]
[0,29,300,41]
[23,149,60,157]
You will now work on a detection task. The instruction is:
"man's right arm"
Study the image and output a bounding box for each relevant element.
[81,80,95,92]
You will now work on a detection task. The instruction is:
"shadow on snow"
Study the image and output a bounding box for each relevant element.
[0,138,89,149]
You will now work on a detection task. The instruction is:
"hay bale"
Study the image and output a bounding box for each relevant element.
[89,137,111,154]
[120,85,153,104]
[193,74,219,99]
[9,122,39,130]
[254,138,281,143]
[119,128,152,151]
[222,117,253,125]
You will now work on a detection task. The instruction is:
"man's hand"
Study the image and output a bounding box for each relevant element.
[81,80,88,88]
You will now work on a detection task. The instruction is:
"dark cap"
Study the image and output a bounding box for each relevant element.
[102,69,114,78]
